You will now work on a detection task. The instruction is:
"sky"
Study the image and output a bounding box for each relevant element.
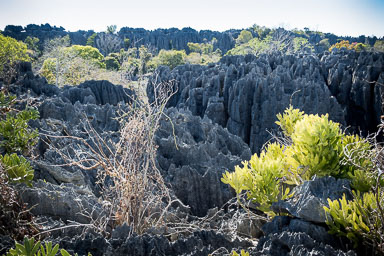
[0,0,383,37]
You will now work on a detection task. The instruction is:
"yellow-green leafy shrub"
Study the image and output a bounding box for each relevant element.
[149,49,186,70]
[230,249,250,256]
[324,191,382,247]
[222,106,373,216]
[0,33,30,83]
[222,143,292,215]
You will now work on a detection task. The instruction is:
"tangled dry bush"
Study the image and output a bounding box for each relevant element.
[45,79,178,236]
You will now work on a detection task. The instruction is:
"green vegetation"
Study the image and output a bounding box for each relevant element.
[292,37,313,53]
[329,40,368,52]
[40,44,105,85]
[222,106,384,251]
[0,33,30,83]
[324,192,378,247]
[149,49,186,69]
[236,30,253,44]
[226,36,273,56]
[0,91,39,186]
[86,33,97,46]
[222,106,373,214]
[373,40,384,52]
[6,237,72,256]
[230,249,250,256]
[0,153,34,187]
[222,142,292,215]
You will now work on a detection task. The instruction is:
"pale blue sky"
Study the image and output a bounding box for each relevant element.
[0,0,383,37]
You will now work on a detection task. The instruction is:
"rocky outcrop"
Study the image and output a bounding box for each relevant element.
[255,177,357,256]
[118,27,237,53]
[155,108,251,216]
[148,50,384,153]
[3,24,92,46]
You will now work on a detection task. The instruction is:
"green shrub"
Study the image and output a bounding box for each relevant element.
[40,45,106,85]
[222,143,292,215]
[222,106,373,216]
[236,30,253,44]
[324,191,380,247]
[226,36,272,56]
[373,40,384,52]
[64,45,105,68]
[0,153,34,187]
[0,106,39,153]
[86,33,97,47]
[292,37,313,53]
[150,49,186,70]
[105,56,120,70]
[230,249,250,256]
[0,33,30,83]
[6,237,72,256]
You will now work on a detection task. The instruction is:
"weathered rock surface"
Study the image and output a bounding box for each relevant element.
[148,51,384,153]
[155,108,251,216]
[271,177,353,223]
[19,180,103,224]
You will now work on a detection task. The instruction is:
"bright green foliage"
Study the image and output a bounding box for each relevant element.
[0,33,31,81]
[0,107,39,153]
[65,45,105,67]
[150,49,186,70]
[275,106,304,137]
[341,135,375,192]
[7,237,40,256]
[231,249,250,256]
[324,191,381,247]
[329,40,367,52]
[287,113,344,181]
[40,58,56,84]
[0,153,34,186]
[7,237,72,256]
[222,143,292,214]
[226,36,272,56]
[86,33,97,46]
[222,106,373,218]
[236,30,253,44]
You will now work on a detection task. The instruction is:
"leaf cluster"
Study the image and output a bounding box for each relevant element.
[324,191,382,248]
[7,237,73,256]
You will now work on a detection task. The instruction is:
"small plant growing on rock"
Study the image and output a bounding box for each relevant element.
[6,237,72,256]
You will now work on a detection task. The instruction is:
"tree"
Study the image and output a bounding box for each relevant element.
[95,33,123,56]
[107,25,117,34]
[86,33,97,46]
[150,49,186,70]
[236,30,253,44]
[0,33,30,84]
